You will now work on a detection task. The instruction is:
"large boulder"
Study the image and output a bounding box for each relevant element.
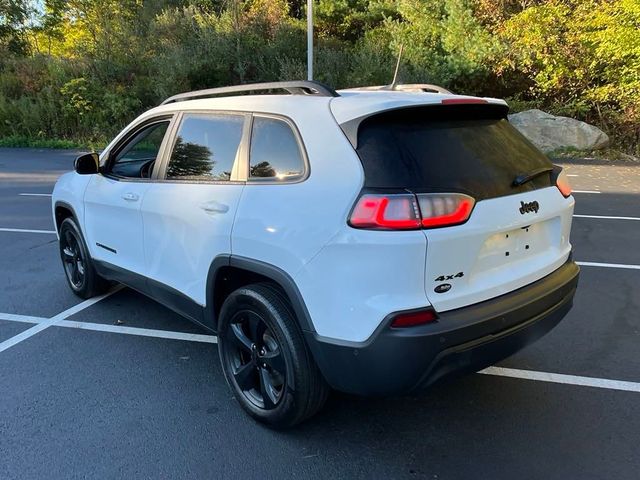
[508,109,609,153]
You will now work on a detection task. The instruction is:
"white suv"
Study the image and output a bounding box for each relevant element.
[52,81,580,427]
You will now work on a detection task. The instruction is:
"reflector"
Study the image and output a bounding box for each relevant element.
[391,309,438,328]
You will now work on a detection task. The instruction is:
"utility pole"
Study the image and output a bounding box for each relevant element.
[307,0,313,81]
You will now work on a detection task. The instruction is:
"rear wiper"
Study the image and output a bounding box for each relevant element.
[512,167,553,187]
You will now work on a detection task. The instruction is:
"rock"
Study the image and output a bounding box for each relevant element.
[508,109,609,153]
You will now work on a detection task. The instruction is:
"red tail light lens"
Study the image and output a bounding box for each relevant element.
[417,193,475,228]
[391,308,438,328]
[350,193,475,230]
[555,169,572,198]
[349,194,421,230]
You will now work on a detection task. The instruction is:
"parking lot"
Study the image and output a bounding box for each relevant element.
[1,147,639,479]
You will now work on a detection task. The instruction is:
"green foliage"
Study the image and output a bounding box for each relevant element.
[383,0,501,92]
[0,0,637,154]
[0,0,31,55]
[0,134,84,148]
[500,0,640,153]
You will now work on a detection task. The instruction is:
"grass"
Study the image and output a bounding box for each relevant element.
[0,135,102,150]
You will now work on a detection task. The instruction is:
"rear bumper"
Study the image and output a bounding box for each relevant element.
[305,259,579,396]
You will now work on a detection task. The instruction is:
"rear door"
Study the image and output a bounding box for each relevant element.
[354,104,574,312]
[141,112,248,308]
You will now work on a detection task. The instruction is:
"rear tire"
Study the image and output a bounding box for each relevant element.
[58,217,109,299]
[217,283,329,428]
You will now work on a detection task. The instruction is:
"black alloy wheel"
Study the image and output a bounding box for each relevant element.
[60,227,86,290]
[218,283,329,427]
[58,217,109,299]
[224,310,287,410]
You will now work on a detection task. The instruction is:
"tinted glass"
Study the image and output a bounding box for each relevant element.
[355,105,553,200]
[111,121,169,178]
[167,114,244,181]
[249,117,305,181]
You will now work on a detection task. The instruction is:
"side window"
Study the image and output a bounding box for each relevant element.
[249,116,305,181]
[166,114,244,181]
[111,121,169,179]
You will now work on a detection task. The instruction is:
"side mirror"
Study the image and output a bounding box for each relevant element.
[74,152,100,175]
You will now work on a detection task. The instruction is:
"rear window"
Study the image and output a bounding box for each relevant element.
[355,105,553,200]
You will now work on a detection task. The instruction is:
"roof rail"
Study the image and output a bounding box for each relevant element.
[345,84,454,94]
[160,80,339,105]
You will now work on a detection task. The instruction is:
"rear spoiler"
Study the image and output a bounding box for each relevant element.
[339,101,510,149]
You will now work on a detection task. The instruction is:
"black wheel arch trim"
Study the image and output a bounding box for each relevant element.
[205,255,317,334]
[54,201,80,233]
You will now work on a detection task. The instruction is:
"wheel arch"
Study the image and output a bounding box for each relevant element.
[54,201,80,234]
[206,255,316,334]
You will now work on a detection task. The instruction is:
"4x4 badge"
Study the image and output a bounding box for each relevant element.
[434,272,464,282]
[519,201,539,214]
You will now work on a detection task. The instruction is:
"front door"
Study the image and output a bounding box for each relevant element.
[84,119,172,276]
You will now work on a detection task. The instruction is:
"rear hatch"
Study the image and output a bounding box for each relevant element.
[350,103,574,312]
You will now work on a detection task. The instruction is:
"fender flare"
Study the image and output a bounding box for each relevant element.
[205,255,316,334]
[53,201,80,233]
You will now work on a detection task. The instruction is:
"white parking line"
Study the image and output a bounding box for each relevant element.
[0,286,121,353]
[0,227,56,234]
[18,193,52,197]
[574,214,640,221]
[0,311,217,344]
[3,308,640,394]
[576,261,640,271]
[0,312,46,324]
[572,190,601,194]
[480,367,640,393]
[57,319,217,343]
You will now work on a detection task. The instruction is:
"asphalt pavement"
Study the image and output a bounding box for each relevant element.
[1,148,639,479]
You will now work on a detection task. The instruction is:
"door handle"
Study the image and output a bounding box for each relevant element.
[122,192,139,202]
[200,201,229,214]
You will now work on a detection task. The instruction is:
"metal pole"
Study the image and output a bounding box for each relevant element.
[307,0,313,81]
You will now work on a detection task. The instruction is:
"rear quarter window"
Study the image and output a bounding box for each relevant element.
[249,116,306,182]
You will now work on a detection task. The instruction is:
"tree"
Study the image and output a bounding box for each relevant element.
[0,0,30,55]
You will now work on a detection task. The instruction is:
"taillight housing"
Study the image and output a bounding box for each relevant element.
[349,194,421,230]
[416,193,475,228]
[554,167,572,198]
[349,192,475,230]
[390,308,438,328]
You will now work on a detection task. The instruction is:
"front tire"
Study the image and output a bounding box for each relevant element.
[58,217,108,299]
[218,283,329,428]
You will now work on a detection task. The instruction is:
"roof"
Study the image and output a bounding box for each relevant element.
[330,89,507,125]
[137,85,507,131]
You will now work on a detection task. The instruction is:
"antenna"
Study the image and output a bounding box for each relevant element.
[389,44,404,90]
[307,0,313,81]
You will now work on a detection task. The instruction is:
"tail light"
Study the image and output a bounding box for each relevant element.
[349,194,421,230]
[390,308,438,328]
[555,168,572,198]
[416,193,475,228]
[349,192,475,230]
